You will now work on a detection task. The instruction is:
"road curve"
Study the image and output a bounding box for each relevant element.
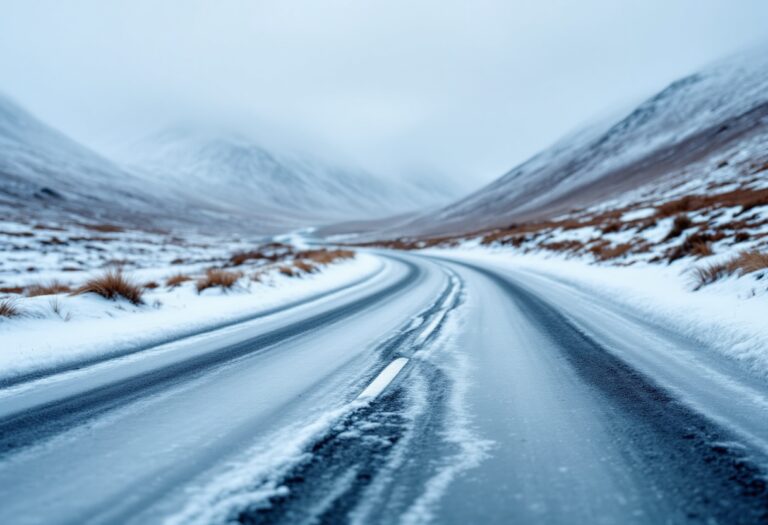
[427,253,768,525]
[0,253,453,524]
[2,250,768,524]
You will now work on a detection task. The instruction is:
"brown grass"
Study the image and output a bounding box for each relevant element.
[355,236,460,250]
[72,270,144,305]
[667,231,726,262]
[196,269,241,293]
[166,273,192,288]
[691,250,768,289]
[0,298,20,318]
[82,223,124,233]
[229,250,274,266]
[278,265,297,277]
[663,215,693,241]
[486,234,527,247]
[293,260,317,274]
[738,192,768,215]
[753,161,768,174]
[657,196,696,217]
[351,186,768,267]
[0,230,34,238]
[689,241,714,258]
[26,280,71,297]
[593,242,634,261]
[540,240,585,253]
[228,243,295,266]
[655,188,768,218]
[33,223,66,231]
[293,249,355,265]
[0,286,24,295]
[734,250,768,273]
[143,281,159,290]
[67,235,115,243]
[691,264,728,289]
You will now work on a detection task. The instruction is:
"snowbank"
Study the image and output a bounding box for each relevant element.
[0,254,381,383]
[430,247,768,378]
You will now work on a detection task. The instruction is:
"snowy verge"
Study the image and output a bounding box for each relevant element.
[426,247,768,379]
[0,253,381,384]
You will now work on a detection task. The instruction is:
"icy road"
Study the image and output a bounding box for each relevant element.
[1,251,768,524]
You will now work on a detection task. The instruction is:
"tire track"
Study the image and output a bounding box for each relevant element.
[464,261,768,524]
[0,258,423,457]
[232,268,464,524]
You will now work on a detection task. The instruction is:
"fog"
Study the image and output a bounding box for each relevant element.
[2,0,767,191]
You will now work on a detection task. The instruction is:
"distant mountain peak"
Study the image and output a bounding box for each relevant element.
[0,98,455,233]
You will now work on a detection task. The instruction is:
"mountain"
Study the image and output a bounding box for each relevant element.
[0,93,178,225]
[0,97,454,232]
[117,127,456,227]
[396,46,768,236]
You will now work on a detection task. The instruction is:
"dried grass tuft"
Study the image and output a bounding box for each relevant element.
[663,215,693,241]
[0,298,20,318]
[293,249,355,265]
[229,251,271,266]
[196,269,241,293]
[666,230,725,262]
[594,242,634,261]
[734,250,768,274]
[83,223,124,233]
[293,260,317,274]
[691,250,768,289]
[27,280,72,297]
[166,273,192,288]
[72,270,144,305]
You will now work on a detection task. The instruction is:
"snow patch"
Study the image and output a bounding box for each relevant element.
[0,254,381,383]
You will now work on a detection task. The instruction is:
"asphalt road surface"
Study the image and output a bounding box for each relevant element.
[1,250,767,524]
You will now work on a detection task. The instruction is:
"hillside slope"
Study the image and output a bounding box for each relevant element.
[0,97,454,233]
[396,46,768,237]
[118,128,455,225]
[0,94,178,226]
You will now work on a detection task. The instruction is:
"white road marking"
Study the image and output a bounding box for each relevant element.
[357,357,409,400]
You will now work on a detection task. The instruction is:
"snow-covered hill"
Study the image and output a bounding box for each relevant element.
[358,47,768,310]
[0,93,176,225]
[0,97,454,232]
[398,46,768,236]
[117,127,454,225]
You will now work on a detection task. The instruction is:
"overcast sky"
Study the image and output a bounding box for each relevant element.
[1,1,768,191]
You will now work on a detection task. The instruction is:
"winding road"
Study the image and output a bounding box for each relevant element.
[1,250,768,524]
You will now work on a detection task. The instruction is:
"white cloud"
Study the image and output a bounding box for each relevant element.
[1,0,767,191]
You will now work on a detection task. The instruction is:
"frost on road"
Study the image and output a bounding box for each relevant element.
[1,251,767,524]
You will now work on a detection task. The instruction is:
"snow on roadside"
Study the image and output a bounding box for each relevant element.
[429,246,768,379]
[0,253,381,383]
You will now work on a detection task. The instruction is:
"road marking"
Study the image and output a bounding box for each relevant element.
[357,357,409,400]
